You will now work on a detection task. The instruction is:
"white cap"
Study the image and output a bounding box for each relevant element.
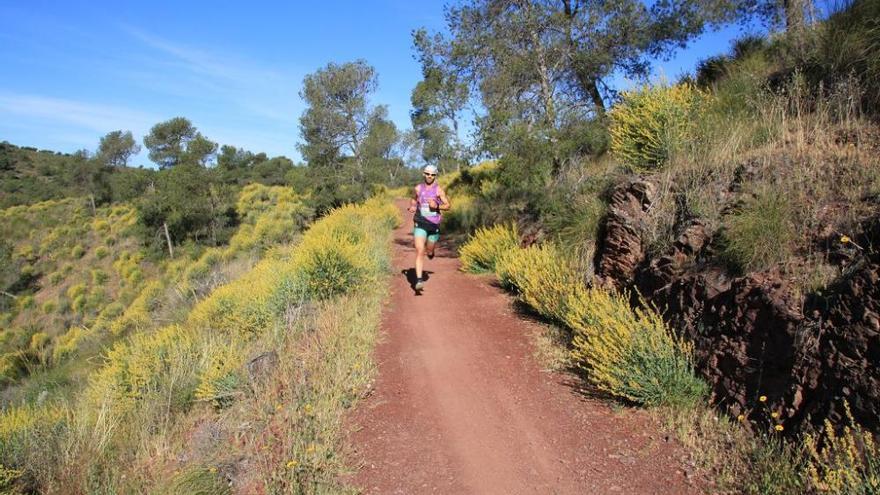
[423,165,438,174]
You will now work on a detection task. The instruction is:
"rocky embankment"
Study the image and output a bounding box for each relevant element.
[594,178,879,433]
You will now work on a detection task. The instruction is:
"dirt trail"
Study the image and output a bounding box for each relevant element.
[345,201,701,494]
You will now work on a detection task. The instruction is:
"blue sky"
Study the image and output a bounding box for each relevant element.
[0,1,763,167]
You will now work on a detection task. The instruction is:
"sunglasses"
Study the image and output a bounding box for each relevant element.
[424,173,436,177]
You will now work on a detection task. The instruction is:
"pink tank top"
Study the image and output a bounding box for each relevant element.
[417,183,442,225]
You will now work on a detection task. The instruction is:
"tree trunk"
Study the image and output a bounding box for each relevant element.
[783,0,810,57]
[783,0,807,32]
[523,7,556,125]
[89,194,96,215]
[584,78,605,115]
[561,0,606,115]
[163,222,174,258]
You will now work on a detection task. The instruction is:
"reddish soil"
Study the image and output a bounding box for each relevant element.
[345,202,702,494]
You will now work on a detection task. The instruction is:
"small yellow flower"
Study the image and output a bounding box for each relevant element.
[275,404,283,411]
[775,424,784,432]
[286,460,298,469]
[840,235,851,244]
[759,395,767,402]
[306,444,316,454]
[303,403,314,415]
[209,467,217,474]
[771,411,780,419]
[737,414,745,422]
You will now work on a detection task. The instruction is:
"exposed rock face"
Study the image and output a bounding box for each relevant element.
[594,179,880,432]
[791,220,880,429]
[692,274,804,419]
[594,179,656,289]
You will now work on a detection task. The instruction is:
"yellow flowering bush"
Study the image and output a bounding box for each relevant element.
[194,341,243,408]
[569,289,707,407]
[109,280,164,336]
[459,224,519,273]
[806,403,880,494]
[52,325,97,362]
[227,183,312,256]
[610,82,706,170]
[442,193,481,234]
[487,234,706,407]
[0,405,66,477]
[495,243,580,324]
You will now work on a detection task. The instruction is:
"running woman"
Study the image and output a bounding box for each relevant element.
[407,165,450,291]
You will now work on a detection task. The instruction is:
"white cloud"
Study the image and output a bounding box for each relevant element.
[0,92,157,135]
[120,25,304,125]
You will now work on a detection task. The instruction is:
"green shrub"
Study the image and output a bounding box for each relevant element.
[741,434,806,495]
[17,296,34,311]
[28,332,49,352]
[52,327,83,362]
[293,235,369,300]
[194,342,243,409]
[70,245,85,259]
[496,242,706,408]
[459,224,519,273]
[569,290,708,407]
[609,82,706,170]
[48,272,63,285]
[100,302,125,319]
[164,466,231,495]
[95,246,109,260]
[126,268,143,285]
[442,194,482,234]
[71,295,87,314]
[806,0,880,112]
[91,269,108,286]
[41,301,56,314]
[721,191,796,273]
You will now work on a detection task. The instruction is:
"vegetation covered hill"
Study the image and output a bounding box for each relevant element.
[0,180,397,492]
[1,0,878,492]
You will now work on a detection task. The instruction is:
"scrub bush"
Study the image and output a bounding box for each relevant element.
[459,224,519,273]
[610,83,706,170]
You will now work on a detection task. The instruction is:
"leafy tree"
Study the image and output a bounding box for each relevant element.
[185,133,218,167]
[250,156,294,185]
[143,117,215,168]
[137,163,234,254]
[217,145,258,171]
[411,29,471,171]
[97,130,141,167]
[411,0,740,188]
[297,60,405,211]
[108,166,156,203]
[298,60,379,177]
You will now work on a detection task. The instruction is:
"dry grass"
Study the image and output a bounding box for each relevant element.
[640,71,879,285]
[656,404,805,495]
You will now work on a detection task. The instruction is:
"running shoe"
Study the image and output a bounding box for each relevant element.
[414,278,425,290]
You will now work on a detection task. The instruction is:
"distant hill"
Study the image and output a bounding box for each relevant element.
[1,142,97,208]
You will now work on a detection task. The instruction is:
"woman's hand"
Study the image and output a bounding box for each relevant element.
[428,199,439,210]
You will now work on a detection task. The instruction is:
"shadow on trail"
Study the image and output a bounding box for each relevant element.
[506,297,624,406]
[401,268,433,295]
